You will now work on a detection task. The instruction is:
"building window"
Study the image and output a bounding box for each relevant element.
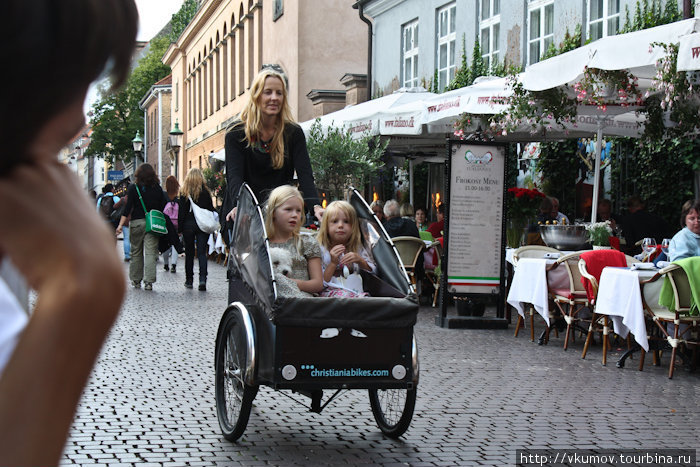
[436,2,456,91]
[480,0,500,72]
[402,19,419,88]
[273,0,283,21]
[527,0,554,65]
[588,0,620,41]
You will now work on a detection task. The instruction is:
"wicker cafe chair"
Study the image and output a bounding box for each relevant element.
[640,263,700,378]
[391,236,426,293]
[511,245,560,341]
[578,258,620,366]
[547,251,590,351]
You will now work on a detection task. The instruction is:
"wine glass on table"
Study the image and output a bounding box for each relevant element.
[641,237,656,262]
[661,238,671,260]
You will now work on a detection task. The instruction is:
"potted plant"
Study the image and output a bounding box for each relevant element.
[587,221,613,249]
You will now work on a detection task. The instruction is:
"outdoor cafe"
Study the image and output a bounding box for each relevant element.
[300,18,700,378]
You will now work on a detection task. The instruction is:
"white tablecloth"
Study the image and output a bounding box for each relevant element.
[594,267,662,352]
[506,258,569,327]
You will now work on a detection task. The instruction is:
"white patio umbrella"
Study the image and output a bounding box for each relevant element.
[517,18,700,222]
[520,18,699,92]
[299,87,436,139]
[677,31,700,71]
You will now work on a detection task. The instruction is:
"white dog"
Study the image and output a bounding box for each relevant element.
[269,247,311,298]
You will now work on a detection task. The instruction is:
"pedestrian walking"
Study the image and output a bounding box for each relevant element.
[113,179,131,262]
[162,175,180,273]
[0,0,136,464]
[179,168,214,291]
[116,163,167,291]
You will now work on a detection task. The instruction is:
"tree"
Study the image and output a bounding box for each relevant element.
[306,120,388,201]
[170,0,199,42]
[87,36,171,165]
[87,0,198,166]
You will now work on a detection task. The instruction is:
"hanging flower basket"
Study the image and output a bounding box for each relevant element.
[573,67,643,111]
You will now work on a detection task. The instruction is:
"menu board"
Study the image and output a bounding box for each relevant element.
[445,142,505,294]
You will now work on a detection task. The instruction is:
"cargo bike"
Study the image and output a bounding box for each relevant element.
[215,184,419,441]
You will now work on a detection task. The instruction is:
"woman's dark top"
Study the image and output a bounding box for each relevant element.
[225,122,320,210]
[178,184,215,232]
[123,183,167,221]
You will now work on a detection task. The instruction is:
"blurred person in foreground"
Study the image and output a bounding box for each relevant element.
[0,1,137,465]
[668,199,700,262]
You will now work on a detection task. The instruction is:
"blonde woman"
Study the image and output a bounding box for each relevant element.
[225,66,322,223]
[178,168,214,291]
[265,185,323,294]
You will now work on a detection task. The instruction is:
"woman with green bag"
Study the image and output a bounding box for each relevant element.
[116,163,167,291]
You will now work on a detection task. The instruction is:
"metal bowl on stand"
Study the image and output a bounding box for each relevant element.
[539,224,591,251]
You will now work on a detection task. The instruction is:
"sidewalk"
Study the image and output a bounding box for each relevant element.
[61,257,700,466]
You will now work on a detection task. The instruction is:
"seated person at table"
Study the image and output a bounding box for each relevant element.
[384,199,421,239]
[415,206,429,232]
[384,199,424,281]
[620,195,670,254]
[596,198,620,230]
[426,203,445,239]
[317,201,375,297]
[525,197,555,245]
[370,199,385,223]
[668,199,700,262]
[550,196,570,224]
[400,203,414,221]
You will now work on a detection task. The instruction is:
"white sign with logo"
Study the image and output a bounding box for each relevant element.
[446,142,505,294]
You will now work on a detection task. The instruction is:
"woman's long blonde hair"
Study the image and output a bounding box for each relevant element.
[265,185,304,251]
[180,167,210,201]
[237,68,295,169]
[318,201,362,253]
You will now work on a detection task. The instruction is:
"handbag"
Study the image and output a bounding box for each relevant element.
[189,195,220,234]
[135,185,168,236]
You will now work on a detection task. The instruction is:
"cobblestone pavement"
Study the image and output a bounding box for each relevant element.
[60,255,700,466]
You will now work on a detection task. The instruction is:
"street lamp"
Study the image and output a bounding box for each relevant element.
[168,122,183,179]
[131,131,143,167]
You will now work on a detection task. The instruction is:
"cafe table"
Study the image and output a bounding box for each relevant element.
[593,266,663,353]
[506,257,569,328]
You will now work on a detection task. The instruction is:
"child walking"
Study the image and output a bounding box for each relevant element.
[265,185,323,294]
[162,175,180,273]
[317,200,376,297]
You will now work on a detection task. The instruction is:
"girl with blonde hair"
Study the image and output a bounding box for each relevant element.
[224,66,322,223]
[265,185,323,294]
[178,167,214,291]
[317,201,375,297]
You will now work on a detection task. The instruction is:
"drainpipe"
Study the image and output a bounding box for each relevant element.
[355,1,373,98]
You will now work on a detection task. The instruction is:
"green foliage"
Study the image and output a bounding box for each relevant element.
[469,38,485,84]
[306,120,389,201]
[170,0,199,42]
[202,167,226,200]
[536,140,579,218]
[431,69,439,93]
[610,138,697,227]
[620,0,680,33]
[87,36,172,165]
[448,36,470,91]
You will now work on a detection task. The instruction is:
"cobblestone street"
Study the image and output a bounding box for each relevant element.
[61,257,700,466]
